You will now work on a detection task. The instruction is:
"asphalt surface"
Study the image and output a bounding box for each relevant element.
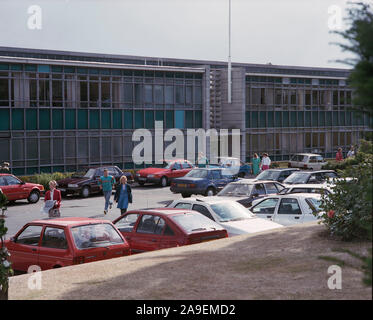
[2,183,182,239]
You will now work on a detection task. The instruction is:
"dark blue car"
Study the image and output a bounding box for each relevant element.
[170,168,238,198]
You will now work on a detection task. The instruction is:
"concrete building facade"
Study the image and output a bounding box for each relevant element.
[0,47,371,175]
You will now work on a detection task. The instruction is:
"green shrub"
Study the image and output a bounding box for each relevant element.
[319,154,372,241]
[19,172,74,191]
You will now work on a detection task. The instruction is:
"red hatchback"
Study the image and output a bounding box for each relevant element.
[0,174,44,204]
[135,159,194,187]
[5,218,130,272]
[113,208,228,253]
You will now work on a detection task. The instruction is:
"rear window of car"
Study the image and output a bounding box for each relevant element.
[170,213,221,233]
[309,156,324,163]
[71,223,124,249]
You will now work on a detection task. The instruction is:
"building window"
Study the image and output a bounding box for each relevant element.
[12,108,24,130]
[65,109,76,129]
[0,79,9,106]
[78,109,88,129]
[145,85,153,104]
[113,110,122,129]
[0,109,10,130]
[135,110,144,128]
[89,110,100,129]
[165,86,173,104]
[26,109,37,130]
[101,82,111,107]
[145,110,154,129]
[52,109,63,130]
[175,86,185,105]
[123,84,133,103]
[39,109,50,130]
[124,110,133,129]
[154,85,164,104]
[101,110,111,129]
[175,110,184,129]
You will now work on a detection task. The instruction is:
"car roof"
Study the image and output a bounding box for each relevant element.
[292,153,323,157]
[229,179,280,184]
[173,197,238,205]
[258,168,300,172]
[127,208,199,216]
[265,193,322,199]
[192,167,222,171]
[290,170,335,174]
[0,173,12,176]
[286,184,331,189]
[29,217,112,227]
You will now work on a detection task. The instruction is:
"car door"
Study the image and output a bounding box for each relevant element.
[251,183,266,201]
[264,182,280,196]
[4,175,25,200]
[171,162,184,179]
[212,170,227,190]
[38,226,72,270]
[0,176,12,200]
[114,212,141,248]
[272,198,304,225]
[302,198,320,223]
[131,214,166,252]
[251,198,280,220]
[8,224,43,272]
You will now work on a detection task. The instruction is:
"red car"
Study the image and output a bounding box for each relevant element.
[5,218,130,272]
[0,173,44,204]
[112,208,228,253]
[135,159,195,187]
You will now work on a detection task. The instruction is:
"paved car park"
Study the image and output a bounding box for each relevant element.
[2,184,181,239]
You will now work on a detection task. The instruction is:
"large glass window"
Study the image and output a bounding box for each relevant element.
[154,85,164,104]
[52,80,63,107]
[144,85,153,104]
[52,109,63,130]
[12,109,24,130]
[124,110,133,129]
[123,84,133,103]
[175,86,185,105]
[0,79,9,105]
[0,109,10,130]
[25,109,36,131]
[165,86,174,104]
[89,81,99,107]
[101,82,110,107]
[175,110,184,129]
[135,110,144,128]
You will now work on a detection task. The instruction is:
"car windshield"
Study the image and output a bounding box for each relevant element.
[171,213,221,233]
[283,172,310,184]
[185,169,208,178]
[163,161,173,169]
[84,169,96,178]
[309,156,324,163]
[210,202,254,222]
[217,183,253,196]
[256,170,280,181]
[305,198,323,212]
[71,223,124,249]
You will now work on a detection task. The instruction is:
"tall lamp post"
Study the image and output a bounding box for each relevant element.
[228,0,232,104]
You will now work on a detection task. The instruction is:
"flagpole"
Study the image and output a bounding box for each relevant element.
[228,0,232,104]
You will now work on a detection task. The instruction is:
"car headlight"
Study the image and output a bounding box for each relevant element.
[68,184,78,188]
[148,174,154,178]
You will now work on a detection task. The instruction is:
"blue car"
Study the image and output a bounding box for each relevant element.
[209,157,251,178]
[170,168,238,198]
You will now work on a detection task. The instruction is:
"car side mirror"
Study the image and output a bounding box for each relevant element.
[10,236,15,242]
[253,193,259,198]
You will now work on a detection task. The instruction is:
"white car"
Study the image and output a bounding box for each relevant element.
[167,198,284,236]
[249,193,323,226]
[288,153,327,170]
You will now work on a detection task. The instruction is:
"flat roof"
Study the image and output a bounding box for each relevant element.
[0,46,351,78]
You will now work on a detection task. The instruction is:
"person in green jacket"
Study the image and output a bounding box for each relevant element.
[251,153,261,176]
[98,168,115,215]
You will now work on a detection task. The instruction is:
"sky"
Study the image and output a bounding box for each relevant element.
[0,0,365,69]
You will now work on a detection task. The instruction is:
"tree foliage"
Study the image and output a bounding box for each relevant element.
[0,191,12,300]
[335,2,373,118]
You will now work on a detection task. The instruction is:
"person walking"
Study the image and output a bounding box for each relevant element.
[336,148,343,162]
[251,153,261,176]
[197,152,209,168]
[260,153,271,171]
[44,180,61,218]
[347,145,355,158]
[98,168,115,215]
[114,175,133,215]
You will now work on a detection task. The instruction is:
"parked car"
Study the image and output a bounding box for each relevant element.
[56,166,133,198]
[5,217,130,272]
[283,170,339,185]
[249,193,323,226]
[209,157,251,178]
[135,159,194,187]
[255,168,300,183]
[0,173,44,204]
[167,198,283,236]
[170,167,238,197]
[288,153,327,170]
[214,179,285,208]
[278,183,333,196]
[112,208,228,253]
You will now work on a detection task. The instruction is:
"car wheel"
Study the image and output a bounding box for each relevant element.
[181,193,191,198]
[27,190,40,203]
[238,172,245,178]
[61,192,67,198]
[205,187,216,197]
[160,176,168,187]
[7,200,16,205]
[81,186,90,198]
[138,181,145,186]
